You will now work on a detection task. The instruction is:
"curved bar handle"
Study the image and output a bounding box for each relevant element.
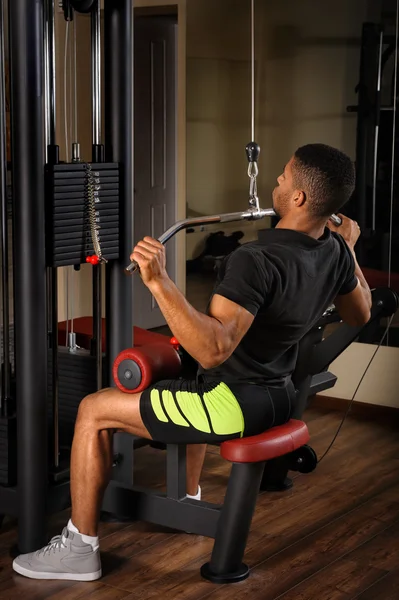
[329,214,342,226]
[124,208,342,274]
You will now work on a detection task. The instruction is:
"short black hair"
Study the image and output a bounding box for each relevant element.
[291,143,355,218]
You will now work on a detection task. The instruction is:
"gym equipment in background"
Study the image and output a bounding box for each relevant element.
[347,10,399,300]
[0,0,397,572]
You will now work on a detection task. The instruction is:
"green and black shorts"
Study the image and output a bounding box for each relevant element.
[139,375,296,444]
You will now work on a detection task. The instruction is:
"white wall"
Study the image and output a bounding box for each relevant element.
[319,342,399,408]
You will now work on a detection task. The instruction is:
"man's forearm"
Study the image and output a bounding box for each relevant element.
[352,248,372,308]
[148,276,225,368]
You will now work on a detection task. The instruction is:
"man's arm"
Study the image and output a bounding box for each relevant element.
[130,237,255,369]
[149,281,254,368]
[328,216,372,327]
[334,270,371,328]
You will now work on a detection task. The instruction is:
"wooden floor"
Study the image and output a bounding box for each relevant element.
[0,407,398,599]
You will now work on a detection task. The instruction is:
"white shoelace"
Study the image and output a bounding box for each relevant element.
[37,533,67,557]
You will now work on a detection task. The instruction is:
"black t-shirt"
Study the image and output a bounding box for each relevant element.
[198,227,357,387]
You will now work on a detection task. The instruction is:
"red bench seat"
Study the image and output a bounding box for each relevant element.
[202,419,311,584]
[220,419,309,463]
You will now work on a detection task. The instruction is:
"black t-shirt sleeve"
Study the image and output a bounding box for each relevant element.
[212,248,270,315]
[336,236,358,296]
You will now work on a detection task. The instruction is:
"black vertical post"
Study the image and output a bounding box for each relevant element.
[201,462,265,583]
[9,0,48,552]
[104,0,133,372]
[104,0,134,478]
[0,0,10,414]
[166,445,187,500]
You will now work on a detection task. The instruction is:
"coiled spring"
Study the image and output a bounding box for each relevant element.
[85,163,107,263]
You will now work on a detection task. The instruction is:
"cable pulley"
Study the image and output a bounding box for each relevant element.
[62,0,96,15]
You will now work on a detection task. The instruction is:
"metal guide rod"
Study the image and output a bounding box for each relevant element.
[91,0,103,391]
[124,210,342,274]
[92,0,101,146]
[72,15,79,160]
[44,0,56,155]
[0,0,10,412]
[44,0,60,469]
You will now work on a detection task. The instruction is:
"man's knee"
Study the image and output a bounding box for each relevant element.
[76,387,115,425]
[76,392,102,425]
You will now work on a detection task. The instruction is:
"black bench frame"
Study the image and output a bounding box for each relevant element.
[102,287,399,582]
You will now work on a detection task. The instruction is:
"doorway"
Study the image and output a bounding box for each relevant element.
[133,15,178,330]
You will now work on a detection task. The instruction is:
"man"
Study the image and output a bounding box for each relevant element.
[13,143,371,581]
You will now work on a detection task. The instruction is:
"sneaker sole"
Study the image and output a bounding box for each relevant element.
[12,560,102,581]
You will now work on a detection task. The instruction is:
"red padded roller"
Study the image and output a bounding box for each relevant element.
[113,342,182,394]
[220,419,309,463]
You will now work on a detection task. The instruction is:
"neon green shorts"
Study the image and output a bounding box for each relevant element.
[139,376,295,444]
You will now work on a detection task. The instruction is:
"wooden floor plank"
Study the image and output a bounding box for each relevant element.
[142,482,399,600]
[0,579,130,600]
[0,408,397,600]
[276,562,384,600]
[354,569,399,600]
[100,532,214,593]
[276,521,399,600]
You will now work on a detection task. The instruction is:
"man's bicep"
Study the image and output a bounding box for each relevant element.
[208,293,255,355]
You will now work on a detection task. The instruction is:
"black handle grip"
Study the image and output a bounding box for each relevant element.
[246,141,260,163]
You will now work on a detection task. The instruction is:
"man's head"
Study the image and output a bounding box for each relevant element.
[272,143,356,221]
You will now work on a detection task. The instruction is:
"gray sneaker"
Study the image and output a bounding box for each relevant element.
[12,527,102,581]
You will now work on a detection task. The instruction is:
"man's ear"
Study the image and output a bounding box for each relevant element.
[293,189,306,208]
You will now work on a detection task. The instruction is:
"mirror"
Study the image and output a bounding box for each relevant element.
[185,0,399,350]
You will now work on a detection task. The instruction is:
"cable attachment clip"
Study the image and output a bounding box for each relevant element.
[246,141,260,212]
[84,163,108,266]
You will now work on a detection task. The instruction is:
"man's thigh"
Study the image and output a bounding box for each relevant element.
[139,378,245,445]
[82,387,151,438]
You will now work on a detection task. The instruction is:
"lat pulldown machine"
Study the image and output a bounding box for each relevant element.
[0,0,133,553]
[0,0,397,575]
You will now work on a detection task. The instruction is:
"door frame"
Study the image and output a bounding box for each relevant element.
[134,0,187,296]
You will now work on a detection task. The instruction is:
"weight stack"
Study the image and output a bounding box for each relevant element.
[45,162,120,267]
[47,348,107,449]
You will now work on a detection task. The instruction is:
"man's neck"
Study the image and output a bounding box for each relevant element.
[275,214,327,240]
